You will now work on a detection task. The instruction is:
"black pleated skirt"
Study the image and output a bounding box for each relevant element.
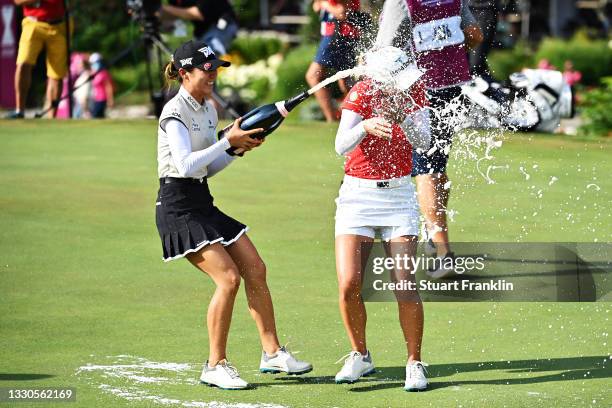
[155,178,247,262]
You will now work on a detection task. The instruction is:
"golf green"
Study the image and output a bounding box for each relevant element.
[0,120,610,407]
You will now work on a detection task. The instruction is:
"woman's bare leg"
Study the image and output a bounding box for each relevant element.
[187,243,242,366]
[335,234,373,354]
[305,62,336,122]
[384,235,424,362]
[226,234,280,355]
[415,172,451,256]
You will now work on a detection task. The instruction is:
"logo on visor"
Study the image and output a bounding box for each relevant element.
[203,62,212,70]
[180,57,193,67]
[198,46,214,57]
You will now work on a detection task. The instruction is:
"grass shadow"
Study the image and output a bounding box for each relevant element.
[0,373,55,381]
[247,375,336,389]
[270,375,337,385]
[348,355,610,392]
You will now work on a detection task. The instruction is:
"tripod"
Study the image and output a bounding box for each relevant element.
[36,13,240,119]
[140,18,240,119]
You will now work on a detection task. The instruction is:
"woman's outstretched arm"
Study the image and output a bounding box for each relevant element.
[165,119,231,177]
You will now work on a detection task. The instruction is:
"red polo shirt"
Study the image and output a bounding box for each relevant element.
[24,0,65,22]
[341,79,426,180]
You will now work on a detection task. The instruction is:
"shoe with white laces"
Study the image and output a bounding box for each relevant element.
[426,252,456,279]
[334,350,375,384]
[404,361,428,391]
[259,346,313,375]
[200,359,249,390]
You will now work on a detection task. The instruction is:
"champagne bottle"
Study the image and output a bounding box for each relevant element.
[219,91,310,155]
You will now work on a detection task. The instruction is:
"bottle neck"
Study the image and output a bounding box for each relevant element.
[283,91,310,112]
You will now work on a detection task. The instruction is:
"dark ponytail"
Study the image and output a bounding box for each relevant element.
[164,61,181,88]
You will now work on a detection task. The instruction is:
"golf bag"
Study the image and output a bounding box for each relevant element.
[460,69,574,132]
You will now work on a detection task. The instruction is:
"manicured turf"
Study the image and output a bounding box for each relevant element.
[0,120,610,408]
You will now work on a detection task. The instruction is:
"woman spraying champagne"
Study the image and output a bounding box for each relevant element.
[155,40,312,390]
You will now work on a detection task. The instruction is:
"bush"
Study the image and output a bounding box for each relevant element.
[71,1,135,65]
[578,78,612,137]
[299,6,321,44]
[269,44,317,101]
[108,62,147,99]
[230,35,285,64]
[534,34,612,86]
[217,54,283,107]
[487,41,534,81]
[231,0,260,29]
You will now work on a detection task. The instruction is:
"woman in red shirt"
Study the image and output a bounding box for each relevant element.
[333,47,431,391]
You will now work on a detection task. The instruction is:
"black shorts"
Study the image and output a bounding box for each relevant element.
[91,100,107,118]
[411,86,463,176]
[155,178,247,262]
[314,35,357,71]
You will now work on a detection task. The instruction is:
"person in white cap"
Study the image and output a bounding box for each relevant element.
[88,53,114,118]
[332,46,430,390]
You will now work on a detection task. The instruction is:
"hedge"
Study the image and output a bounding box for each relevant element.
[534,34,612,86]
[268,44,318,101]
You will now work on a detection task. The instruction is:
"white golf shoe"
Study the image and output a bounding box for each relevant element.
[259,346,313,375]
[426,252,456,279]
[404,361,428,391]
[200,359,249,390]
[334,350,375,384]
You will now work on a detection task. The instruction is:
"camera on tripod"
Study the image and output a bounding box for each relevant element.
[126,0,162,35]
[126,0,161,20]
[123,0,240,119]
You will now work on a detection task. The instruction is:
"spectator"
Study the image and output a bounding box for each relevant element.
[7,0,68,119]
[56,52,89,119]
[305,0,361,122]
[563,60,582,87]
[89,53,114,119]
[537,59,556,70]
[468,0,499,83]
[161,0,238,56]
[73,58,92,119]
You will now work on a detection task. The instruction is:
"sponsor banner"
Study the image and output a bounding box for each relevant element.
[0,1,16,107]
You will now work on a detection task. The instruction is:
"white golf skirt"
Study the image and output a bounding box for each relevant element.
[335,174,420,240]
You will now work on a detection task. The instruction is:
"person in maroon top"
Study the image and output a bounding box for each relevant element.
[7,0,68,119]
[376,0,483,275]
[332,46,431,390]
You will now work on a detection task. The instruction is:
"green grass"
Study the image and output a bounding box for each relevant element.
[0,120,610,408]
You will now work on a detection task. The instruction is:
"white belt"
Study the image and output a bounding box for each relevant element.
[343,175,411,189]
